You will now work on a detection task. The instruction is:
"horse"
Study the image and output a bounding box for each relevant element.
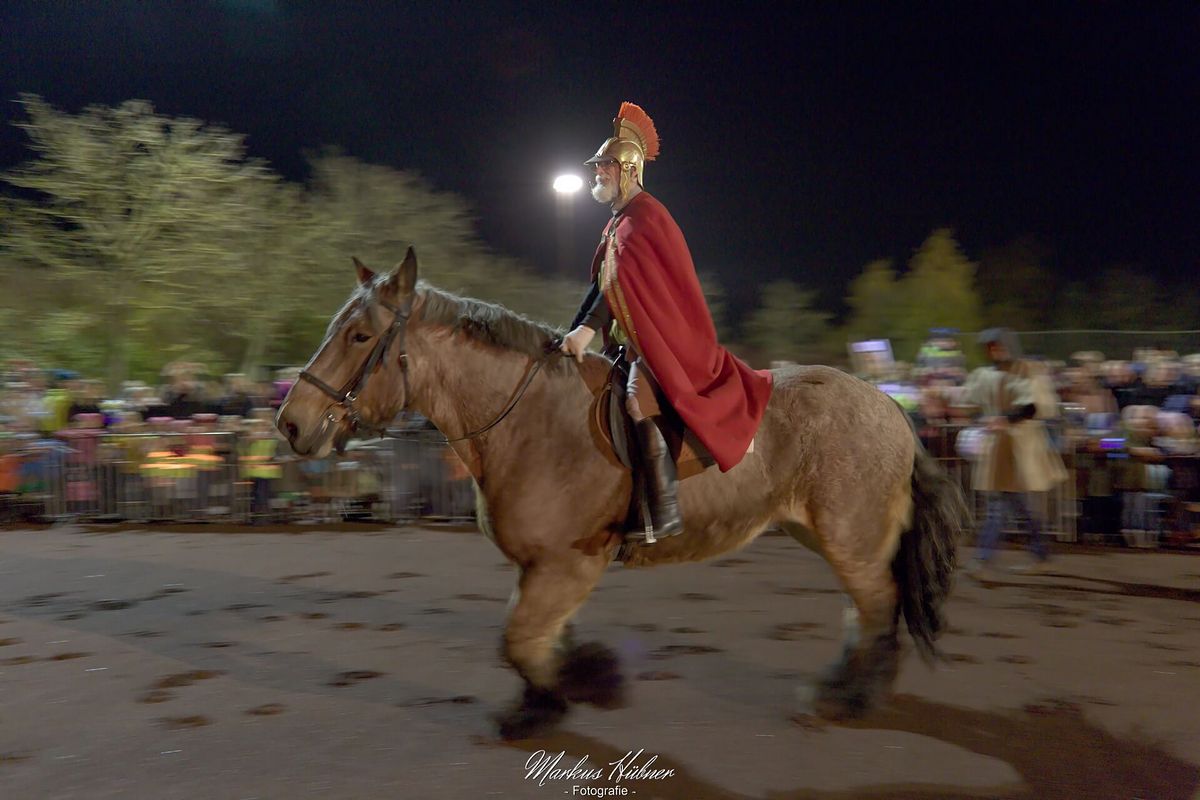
[275,249,970,740]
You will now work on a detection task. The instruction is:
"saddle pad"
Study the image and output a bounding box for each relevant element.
[592,367,712,481]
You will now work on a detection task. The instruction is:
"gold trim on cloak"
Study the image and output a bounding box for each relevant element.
[600,231,640,352]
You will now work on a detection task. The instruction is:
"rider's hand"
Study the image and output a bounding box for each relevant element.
[560,325,596,363]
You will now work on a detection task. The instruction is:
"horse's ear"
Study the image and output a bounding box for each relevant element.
[393,246,418,295]
[353,257,375,286]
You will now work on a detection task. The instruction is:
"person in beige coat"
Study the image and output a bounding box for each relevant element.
[963,329,1068,572]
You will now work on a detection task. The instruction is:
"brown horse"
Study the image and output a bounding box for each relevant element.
[276,250,970,739]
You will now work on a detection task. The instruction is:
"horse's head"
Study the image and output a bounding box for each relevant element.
[276,248,419,457]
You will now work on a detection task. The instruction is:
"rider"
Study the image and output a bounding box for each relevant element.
[560,102,773,542]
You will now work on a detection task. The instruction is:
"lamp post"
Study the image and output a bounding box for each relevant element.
[553,174,584,275]
[553,175,584,194]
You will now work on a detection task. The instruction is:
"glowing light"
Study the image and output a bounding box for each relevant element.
[553,174,584,194]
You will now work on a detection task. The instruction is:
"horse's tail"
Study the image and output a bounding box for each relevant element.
[892,424,971,663]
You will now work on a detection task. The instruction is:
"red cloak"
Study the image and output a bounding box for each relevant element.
[592,192,773,472]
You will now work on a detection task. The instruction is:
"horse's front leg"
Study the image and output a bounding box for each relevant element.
[496,551,618,740]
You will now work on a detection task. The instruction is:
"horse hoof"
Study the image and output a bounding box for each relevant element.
[560,642,627,709]
[811,692,870,721]
[494,687,568,741]
[810,635,900,721]
[810,671,879,721]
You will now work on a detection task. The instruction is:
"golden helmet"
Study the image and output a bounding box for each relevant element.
[585,102,660,200]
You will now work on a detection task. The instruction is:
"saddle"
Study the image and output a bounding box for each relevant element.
[580,350,715,541]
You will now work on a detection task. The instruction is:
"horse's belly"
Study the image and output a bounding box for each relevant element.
[620,464,776,566]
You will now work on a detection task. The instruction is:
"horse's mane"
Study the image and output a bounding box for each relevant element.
[418,283,573,375]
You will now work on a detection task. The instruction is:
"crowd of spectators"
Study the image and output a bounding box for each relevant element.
[0,359,297,433]
[0,360,300,523]
[0,359,463,526]
[6,343,1200,546]
[894,340,1200,547]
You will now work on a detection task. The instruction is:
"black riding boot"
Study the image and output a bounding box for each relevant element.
[633,418,683,542]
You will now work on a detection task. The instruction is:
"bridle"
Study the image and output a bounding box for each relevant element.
[297,293,414,442]
[296,290,555,446]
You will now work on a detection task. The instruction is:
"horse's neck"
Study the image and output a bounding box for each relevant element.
[406,327,551,446]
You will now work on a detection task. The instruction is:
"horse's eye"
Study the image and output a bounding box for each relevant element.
[353,332,372,343]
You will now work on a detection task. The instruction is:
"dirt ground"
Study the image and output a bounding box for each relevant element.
[0,524,1197,800]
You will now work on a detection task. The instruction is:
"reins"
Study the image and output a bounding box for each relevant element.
[298,290,561,446]
[444,349,556,443]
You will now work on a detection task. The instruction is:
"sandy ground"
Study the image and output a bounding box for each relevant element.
[0,524,1197,800]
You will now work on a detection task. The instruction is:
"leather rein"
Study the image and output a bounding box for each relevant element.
[297,292,554,445]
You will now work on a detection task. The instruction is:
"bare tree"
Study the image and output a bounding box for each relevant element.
[2,95,270,388]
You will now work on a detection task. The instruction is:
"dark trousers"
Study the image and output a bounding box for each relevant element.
[251,478,272,518]
[976,491,1049,562]
[625,354,663,421]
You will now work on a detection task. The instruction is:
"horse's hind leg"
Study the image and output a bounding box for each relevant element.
[496,553,615,740]
[812,570,901,720]
[784,511,905,720]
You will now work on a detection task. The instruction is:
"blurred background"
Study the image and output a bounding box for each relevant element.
[0,3,1197,543]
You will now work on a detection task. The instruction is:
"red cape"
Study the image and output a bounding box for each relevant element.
[592,192,773,472]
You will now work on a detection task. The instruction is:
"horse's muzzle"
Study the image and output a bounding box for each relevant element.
[276,401,339,457]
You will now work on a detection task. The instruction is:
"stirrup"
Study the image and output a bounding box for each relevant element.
[625,493,684,545]
[624,516,683,545]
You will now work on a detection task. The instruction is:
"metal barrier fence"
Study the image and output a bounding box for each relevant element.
[9,424,1195,546]
[2,429,476,526]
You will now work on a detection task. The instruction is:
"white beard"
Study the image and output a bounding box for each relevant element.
[591,177,618,204]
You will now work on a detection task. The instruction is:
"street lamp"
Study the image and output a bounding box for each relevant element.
[553,174,584,194]
[552,174,584,274]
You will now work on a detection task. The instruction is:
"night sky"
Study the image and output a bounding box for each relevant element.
[2,2,1197,320]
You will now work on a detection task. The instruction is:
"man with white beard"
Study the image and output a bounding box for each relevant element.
[561,102,773,543]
